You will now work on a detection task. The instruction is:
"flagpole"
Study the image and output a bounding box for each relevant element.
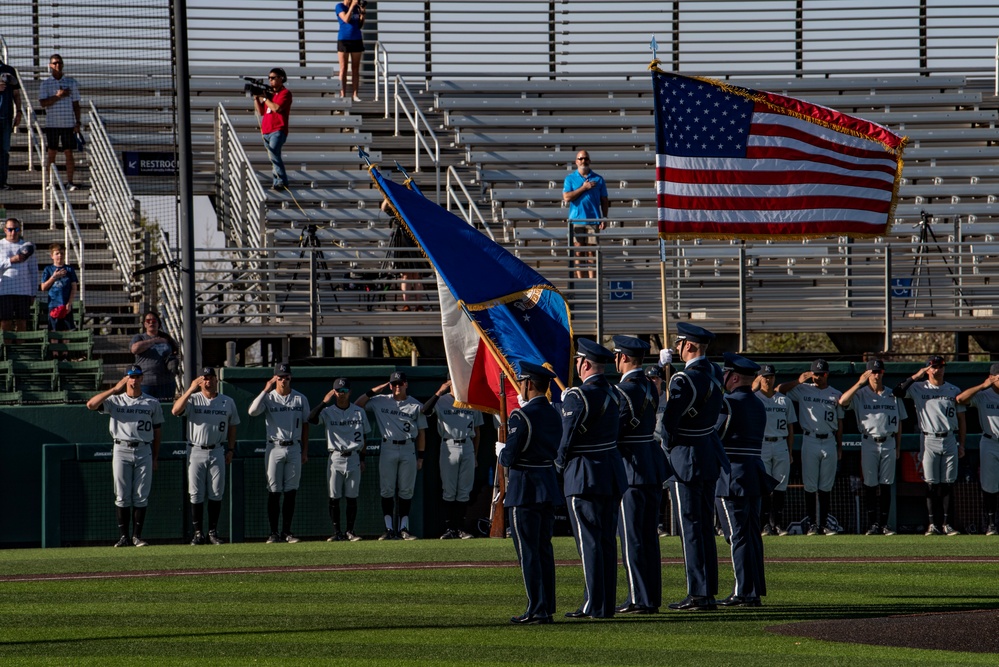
[489,372,509,538]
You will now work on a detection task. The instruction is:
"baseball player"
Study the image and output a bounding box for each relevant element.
[356,370,427,540]
[778,359,844,535]
[423,379,482,539]
[753,364,796,536]
[307,377,370,542]
[716,353,769,608]
[497,362,563,625]
[612,335,667,615]
[172,366,240,545]
[86,365,164,547]
[248,362,310,544]
[956,363,999,536]
[893,355,966,536]
[558,338,626,619]
[838,359,907,536]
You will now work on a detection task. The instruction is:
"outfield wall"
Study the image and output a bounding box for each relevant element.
[1,362,995,548]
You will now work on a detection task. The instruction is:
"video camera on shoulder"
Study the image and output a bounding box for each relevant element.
[243,76,275,99]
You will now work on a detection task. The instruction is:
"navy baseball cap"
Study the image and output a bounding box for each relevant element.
[575,338,615,364]
[926,355,946,368]
[125,364,144,376]
[389,371,408,383]
[333,377,350,391]
[866,359,885,372]
[723,352,761,376]
[644,365,664,379]
[675,322,715,344]
[990,363,999,376]
[612,335,650,359]
[274,363,292,377]
[200,366,216,377]
[517,361,556,389]
[811,359,830,373]
[757,364,776,377]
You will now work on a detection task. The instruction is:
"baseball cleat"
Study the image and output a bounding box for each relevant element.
[266,533,281,543]
[942,524,960,536]
[207,530,225,545]
[131,536,149,547]
[283,533,301,544]
[191,531,206,545]
[399,529,418,541]
[657,524,667,537]
[823,526,842,536]
[345,531,362,542]
[806,524,819,536]
[378,531,394,541]
[777,526,789,536]
[986,524,998,536]
[439,529,458,540]
[327,534,343,542]
[865,524,880,536]
[760,525,774,537]
[882,526,897,536]
[458,530,475,540]
[925,524,943,536]
[113,535,131,548]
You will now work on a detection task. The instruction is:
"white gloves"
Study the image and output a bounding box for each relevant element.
[561,388,570,401]
[659,348,673,367]
[516,393,526,408]
[494,441,505,458]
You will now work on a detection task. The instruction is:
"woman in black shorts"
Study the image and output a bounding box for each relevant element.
[336,0,366,101]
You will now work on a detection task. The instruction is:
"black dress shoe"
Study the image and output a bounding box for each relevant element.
[510,614,553,625]
[564,609,589,619]
[718,595,761,608]
[616,603,658,615]
[667,595,717,611]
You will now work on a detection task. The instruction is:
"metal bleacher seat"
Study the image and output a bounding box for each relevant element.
[58,359,104,392]
[47,330,95,360]
[11,360,59,391]
[2,330,48,361]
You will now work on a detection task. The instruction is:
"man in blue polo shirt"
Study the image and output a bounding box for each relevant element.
[563,150,609,280]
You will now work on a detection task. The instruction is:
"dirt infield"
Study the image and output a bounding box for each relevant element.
[768,609,999,654]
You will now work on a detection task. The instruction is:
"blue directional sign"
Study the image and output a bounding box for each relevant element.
[609,280,633,301]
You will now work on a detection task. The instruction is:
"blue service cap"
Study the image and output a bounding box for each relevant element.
[517,361,556,387]
[575,338,615,364]
[125,364,144,377]
[676,322,716,344]
[723,352,761,376]
[612,335,650,359]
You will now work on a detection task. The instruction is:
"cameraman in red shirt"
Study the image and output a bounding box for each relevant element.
[254,68,292,191]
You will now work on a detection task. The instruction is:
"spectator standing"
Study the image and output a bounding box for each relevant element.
[254,68,292,191]
[336,0,367,101]
[38,54,81,191]
[563,150,609,280]
[0,217,39,331]
[40,242,78,334]
[129,310,179,400]
[0,56,23,191]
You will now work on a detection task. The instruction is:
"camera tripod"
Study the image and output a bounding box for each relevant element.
[282,224,340,319]
[902,211,969,316]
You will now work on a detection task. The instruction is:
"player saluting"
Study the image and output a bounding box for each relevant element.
[955,362,999,536]
[753,364,796,536]
[87,365,164,547]
[172,367,240,545]
[248,363,310,544]
[307,377,371,542]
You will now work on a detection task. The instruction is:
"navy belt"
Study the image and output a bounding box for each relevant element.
[923,431,951,438]
[763,437,781,442]
[270,439,295,447]
[188,443,219,450]
[571,443,619,453]
[863,434,890,444]
[114,440,144,448]
[331,450,353,456]
[512,461,554,470]
[445,438,467,445]
[385,438,412,445]
[803,430,830,439]
[984,433,996,441]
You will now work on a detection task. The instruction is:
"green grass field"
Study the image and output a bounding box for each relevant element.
[1,536,996,666]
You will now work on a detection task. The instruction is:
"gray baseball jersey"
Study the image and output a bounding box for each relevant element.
[180,392,241,445]
[904,381,964,434]
[971,389,999,494]
[970,389,999,438]
[365,394,427,441]
[756,391,796,439]
[786,383,844,436]
[100,393,165,442]
[248,389,310,442]
[318,403,371,453]
[843,386,907,437]
[429,394,483,441]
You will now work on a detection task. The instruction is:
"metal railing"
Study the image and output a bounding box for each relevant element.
[215,104,267,249]
[86,103,141,296]
[445,165,493,241]
[372,41,390,118]
[393,75,440,202]
[46,164,86,317]
[187,233,999,347]
[155,225,184,382]
[2,35,48,207]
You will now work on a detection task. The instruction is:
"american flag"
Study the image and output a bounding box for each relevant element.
[653,70,906,239]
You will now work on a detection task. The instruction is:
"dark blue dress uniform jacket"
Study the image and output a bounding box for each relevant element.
[616,371,670,486]
[660,357,729,480]
[556,374,627,497]
[501,397,563,507]
[715,386,770,497]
